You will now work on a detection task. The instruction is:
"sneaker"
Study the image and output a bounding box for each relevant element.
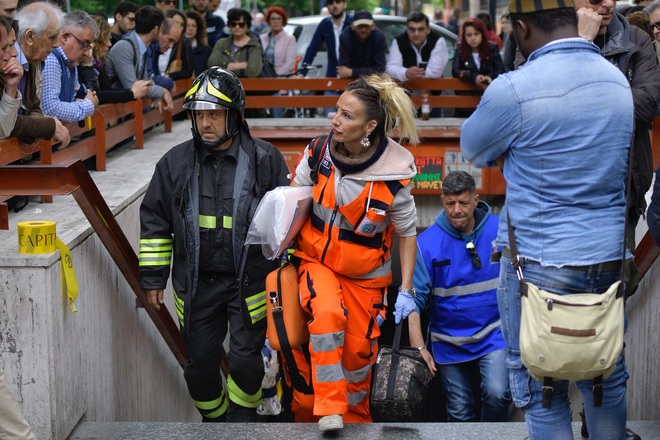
[318,414,343,432]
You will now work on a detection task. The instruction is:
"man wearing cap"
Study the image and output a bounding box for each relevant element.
[461,0,633,438]
[336,10,386,79]
[139,67,289,422]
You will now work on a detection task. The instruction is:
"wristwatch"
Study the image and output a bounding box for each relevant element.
[398,287,416,297]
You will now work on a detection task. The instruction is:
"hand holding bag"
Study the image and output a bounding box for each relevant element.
[370,321,431,421]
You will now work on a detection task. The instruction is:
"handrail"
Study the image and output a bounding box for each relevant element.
[0,161,187,367]
[0,77,194,227]
[634,230,660,279]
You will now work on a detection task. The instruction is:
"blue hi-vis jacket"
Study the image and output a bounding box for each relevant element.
[413,201,506,364]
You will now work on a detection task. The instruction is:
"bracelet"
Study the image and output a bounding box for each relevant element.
[398,287,416,297]
[416,346,426,352]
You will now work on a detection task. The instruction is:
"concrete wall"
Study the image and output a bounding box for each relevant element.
[0,124,198,440]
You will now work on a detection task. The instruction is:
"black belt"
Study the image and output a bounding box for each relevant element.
[501,248,622,273]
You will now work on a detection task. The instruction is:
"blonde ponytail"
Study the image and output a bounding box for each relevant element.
[362,73,420,145]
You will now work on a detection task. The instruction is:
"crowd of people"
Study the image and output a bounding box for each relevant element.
[1,0,660,439]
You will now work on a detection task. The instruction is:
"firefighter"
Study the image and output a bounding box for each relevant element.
[290,73,420,432]
[138,67,290,422]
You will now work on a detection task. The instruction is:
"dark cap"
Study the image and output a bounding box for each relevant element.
[509,0,575,14]
[353,10,374,26]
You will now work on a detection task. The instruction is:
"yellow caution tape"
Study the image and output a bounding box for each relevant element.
[17,221,79,313]
[17,220,57,253]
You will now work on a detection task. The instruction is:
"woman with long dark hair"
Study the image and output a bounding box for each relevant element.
[185,9,212,76]
[452,17,504,116]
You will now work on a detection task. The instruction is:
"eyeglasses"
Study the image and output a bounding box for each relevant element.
[466,241,482,269]
[229,21,247,28]
[269,17,283,22]
[407,26,427,33]
[70,33,92,50]
[648,21,660,32]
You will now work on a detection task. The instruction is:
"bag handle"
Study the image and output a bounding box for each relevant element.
[392,320,404,353]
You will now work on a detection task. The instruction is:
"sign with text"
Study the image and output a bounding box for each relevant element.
[412,156,443,193]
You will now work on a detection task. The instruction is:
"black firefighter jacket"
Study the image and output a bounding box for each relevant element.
[139,125,290,329]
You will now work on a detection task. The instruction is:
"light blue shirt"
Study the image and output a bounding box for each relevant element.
[461,38,634,266]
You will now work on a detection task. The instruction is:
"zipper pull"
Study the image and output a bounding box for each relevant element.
[546,298,553,311]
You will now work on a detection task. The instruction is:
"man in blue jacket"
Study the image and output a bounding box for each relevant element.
[408,171,511,422]
[302,0,352,77]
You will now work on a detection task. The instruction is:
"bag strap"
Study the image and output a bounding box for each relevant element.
[175,40,182,62]
[617,135,635,298]
[308,134,330,184]
[271,264,313,395]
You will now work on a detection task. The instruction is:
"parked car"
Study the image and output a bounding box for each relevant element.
[283,15,457,77]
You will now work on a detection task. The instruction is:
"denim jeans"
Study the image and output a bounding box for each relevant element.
[498,256,629,440]
[438,348,511,422]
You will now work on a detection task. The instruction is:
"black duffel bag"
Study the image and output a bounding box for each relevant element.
[370,321,431,421]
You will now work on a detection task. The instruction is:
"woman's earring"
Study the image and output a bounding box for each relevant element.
[360,132,371,148]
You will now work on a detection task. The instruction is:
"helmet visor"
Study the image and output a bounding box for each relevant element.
[183,101,226,111]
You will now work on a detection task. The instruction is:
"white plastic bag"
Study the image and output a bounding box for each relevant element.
[246,186,312,260]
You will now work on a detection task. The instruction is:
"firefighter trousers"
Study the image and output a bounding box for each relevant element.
[296,261,384,422]
[181,273,265,422]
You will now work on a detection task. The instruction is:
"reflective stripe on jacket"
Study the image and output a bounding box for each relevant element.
[414,203,506,364]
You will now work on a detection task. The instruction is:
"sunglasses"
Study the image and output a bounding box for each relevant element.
[466,241,482,269]
[229,21,247,28]
[588,0,604,4]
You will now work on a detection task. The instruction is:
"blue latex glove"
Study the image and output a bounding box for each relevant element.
[393,292,416,324]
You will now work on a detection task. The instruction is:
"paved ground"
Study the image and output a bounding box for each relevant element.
[68,421,660,440]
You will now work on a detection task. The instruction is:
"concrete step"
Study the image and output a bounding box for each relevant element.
[68,421,660,440]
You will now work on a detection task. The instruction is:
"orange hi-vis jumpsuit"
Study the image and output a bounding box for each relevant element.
[292,138,414,422]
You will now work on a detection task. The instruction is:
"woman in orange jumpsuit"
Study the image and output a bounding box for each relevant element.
[291,73,420,432]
